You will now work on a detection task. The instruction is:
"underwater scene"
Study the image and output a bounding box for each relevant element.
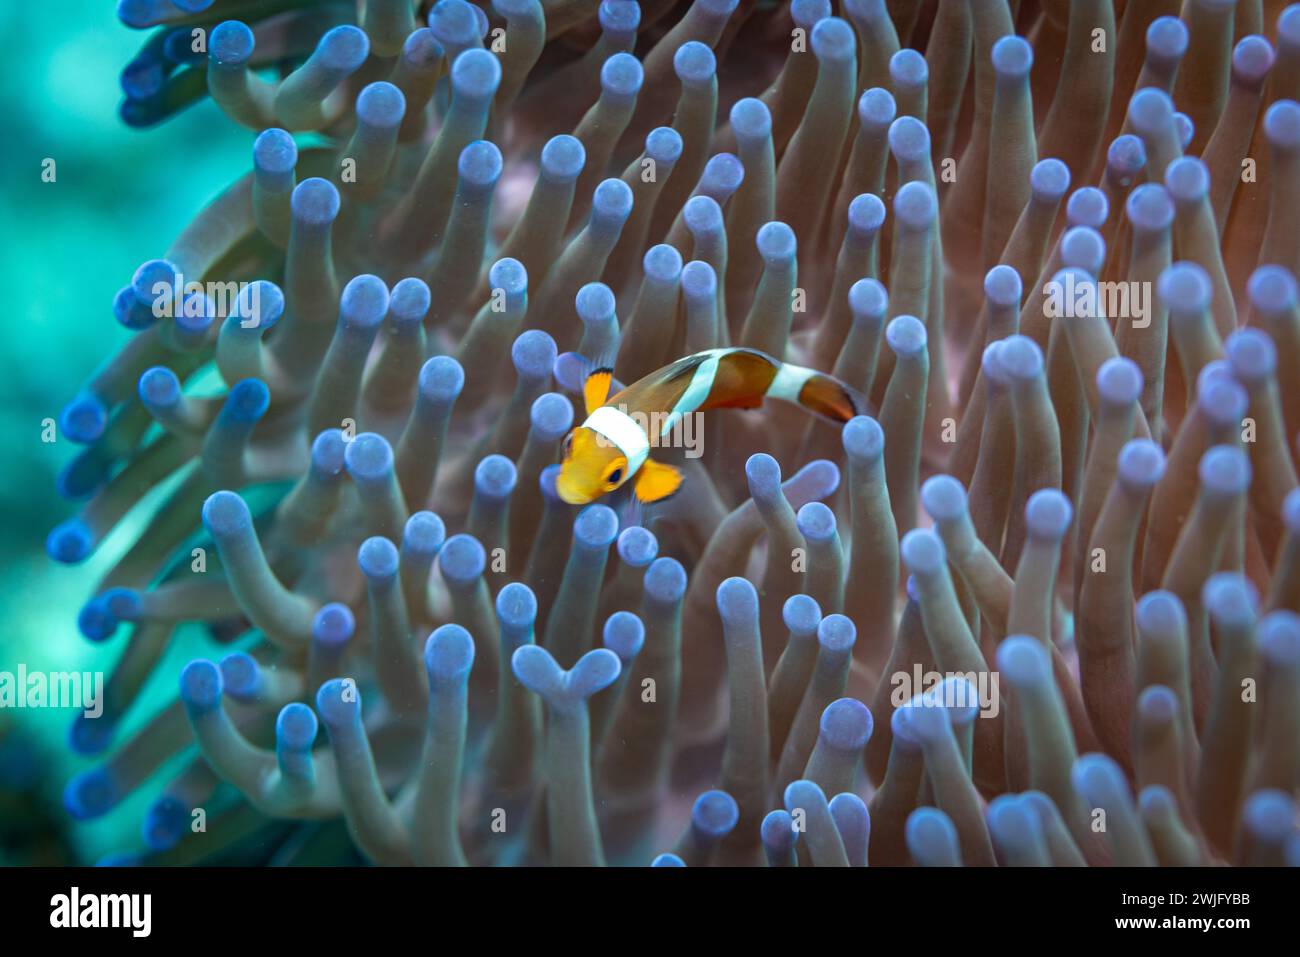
[4,0,1300,874]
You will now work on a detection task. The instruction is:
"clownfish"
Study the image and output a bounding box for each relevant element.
[556,347,869,505]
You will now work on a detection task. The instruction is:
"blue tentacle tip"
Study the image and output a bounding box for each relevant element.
[219,651,262,701]
[425,623,476,689]
[644,557,687,604]
[761,809,799,854]
[691,789,739,842]
[312,602,355,652]
[817,613,856,653]
[603,611,645,663]
[68,712,115,756]
[511,645,620,706]
[60,393,107,444]
[438,533,486,587]
[276,702,319,753]
[819,697,873,752]
[782,779,828,816]
[315,678,363,727]
[202,489,252,538]
[617,525,658,568]
[359,536,400,582]
[496,581,538,635]
[46,518,93,565]
[716,576,759,629]
[906,806,960,865]
[829,792,869,864]
[1071,752,1132,806]
[64,767,119,821]
[179,659,223,716]
[783,594,822,636]
[142,795,189,851]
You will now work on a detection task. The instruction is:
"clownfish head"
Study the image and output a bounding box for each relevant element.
[556,426,631,505]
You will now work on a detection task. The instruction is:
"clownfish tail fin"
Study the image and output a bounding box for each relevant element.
[798,370,871,423]
[766,361,873,423]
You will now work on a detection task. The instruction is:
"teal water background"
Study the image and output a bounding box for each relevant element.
[0,1,250,863]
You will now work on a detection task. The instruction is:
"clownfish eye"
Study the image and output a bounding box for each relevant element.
[607,468,622,487]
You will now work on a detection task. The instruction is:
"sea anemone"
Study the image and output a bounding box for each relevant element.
[44,0,1300,866]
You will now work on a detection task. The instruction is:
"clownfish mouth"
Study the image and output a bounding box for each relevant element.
[556,470,595,505]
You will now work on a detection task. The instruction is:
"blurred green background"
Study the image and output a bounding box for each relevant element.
[0,1,251,863]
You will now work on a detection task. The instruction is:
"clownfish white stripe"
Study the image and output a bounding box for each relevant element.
[765,362,818,403]
[661,349,724,436]
[582,405,650,475]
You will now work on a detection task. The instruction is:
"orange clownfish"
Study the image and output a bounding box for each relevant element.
[556,347,869,505]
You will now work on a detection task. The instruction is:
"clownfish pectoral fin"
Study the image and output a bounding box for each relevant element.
[633,458,683,504]
[583,368,614,416]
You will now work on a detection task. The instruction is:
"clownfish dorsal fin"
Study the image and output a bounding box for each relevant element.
[583,368,614,416]
[633,458,683,504]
